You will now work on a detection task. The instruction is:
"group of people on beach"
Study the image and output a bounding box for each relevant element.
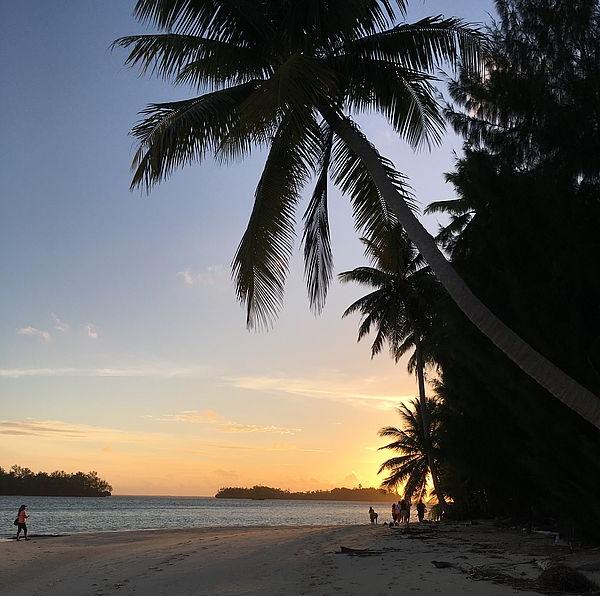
[368,499,427,525]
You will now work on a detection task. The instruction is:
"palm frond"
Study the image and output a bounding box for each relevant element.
[378,397,442,494]
[132,0,271,45]
[377,454,419,472]
[435,213,473,249]
[424,198,472,216]
[231,113,320,330]
[217,54,336,163]
[330,117,413,243]
[302,125,334,314]
[346,16,485,75]
[339,266,394,289]
[129,81,261,191]
[112,34,271,88]
[339,57,445,148]
[270,0,405,49]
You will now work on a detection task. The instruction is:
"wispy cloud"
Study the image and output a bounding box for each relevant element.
[85,323,99,339]
[0,365,208,380]
[0,419,166,444]
[203,442,327,453]
[150,409,302,436]
[51,313,69,333]
[16,326,51,342]
[177,264,227,287]
[226,375,410,410]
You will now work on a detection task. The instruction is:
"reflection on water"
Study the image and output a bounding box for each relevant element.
[0,496,404,537]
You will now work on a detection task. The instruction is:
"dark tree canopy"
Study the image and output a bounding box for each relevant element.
[428,0,600,539]
[0,466,112,497]
[215,485,398,501]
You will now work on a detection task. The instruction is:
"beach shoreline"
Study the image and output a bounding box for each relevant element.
[2,521,597,595]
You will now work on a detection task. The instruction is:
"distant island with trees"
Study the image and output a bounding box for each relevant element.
[0,466,112,497]
[215,485,399,502]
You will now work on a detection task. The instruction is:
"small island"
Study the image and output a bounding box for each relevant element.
[0,465,112,497]
[215,485,399,502]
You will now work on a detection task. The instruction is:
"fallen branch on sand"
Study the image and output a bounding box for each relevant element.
[338,546,384,556]
[447,562,599,595]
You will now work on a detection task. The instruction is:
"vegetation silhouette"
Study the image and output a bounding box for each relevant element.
[215,485,399,502]
[339,225,447,510]
[428,0,600,539]
[378,398,443,504]
[113,0,600,426]
[0,466,112,497]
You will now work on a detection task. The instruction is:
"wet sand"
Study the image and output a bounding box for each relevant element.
[1,522,596,595]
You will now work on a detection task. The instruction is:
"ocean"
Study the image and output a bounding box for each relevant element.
[0,496,402,538]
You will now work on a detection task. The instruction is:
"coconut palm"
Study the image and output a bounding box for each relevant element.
[114,0,600,428]
[339,225,447,509]
[378,397,443,506]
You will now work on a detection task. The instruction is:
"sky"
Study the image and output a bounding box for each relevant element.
[0,0,494,495]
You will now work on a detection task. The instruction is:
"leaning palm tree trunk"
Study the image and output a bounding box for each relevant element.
[414,340,447,514]
[326,110,600,430]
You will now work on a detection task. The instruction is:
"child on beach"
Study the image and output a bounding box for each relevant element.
[391,502,398,525]
[368,507,378,524]
[15,504,29,541]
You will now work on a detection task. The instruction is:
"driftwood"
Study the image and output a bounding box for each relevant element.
[431,561,455,569]
[338,546,384,556]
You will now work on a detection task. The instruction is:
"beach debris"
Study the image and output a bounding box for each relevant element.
[431,561,455,569]
[537,564,599,593]
[338,546,384,556]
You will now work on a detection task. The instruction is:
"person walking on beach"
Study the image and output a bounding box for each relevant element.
[404,499,411,524]
[391,502,398,525]
[398,499,407,524]
[15,504,29,541]
[417,499,426,522]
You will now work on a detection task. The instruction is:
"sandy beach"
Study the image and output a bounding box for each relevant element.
[2,521,597,595]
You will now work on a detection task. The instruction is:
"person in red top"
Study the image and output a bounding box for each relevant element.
[16,504,29,541]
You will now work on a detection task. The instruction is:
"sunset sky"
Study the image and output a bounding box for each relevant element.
[1,0,493,495]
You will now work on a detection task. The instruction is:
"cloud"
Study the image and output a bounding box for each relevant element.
[16,326,51,342]
[226,375,409,410]
[150,409,301,436]
[51,313,69,333]
[177,265,227,287]
[85,323,99,339]
[0,365,208,380]
[0,419,166,444]
[344,472,360,486]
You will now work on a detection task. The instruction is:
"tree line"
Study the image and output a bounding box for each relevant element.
[215,485,399,502]
[0,466,112,497]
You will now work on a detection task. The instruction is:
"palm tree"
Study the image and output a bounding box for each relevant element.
[339,225,447,510]
[379,397,444,508]
[114,0,600,428]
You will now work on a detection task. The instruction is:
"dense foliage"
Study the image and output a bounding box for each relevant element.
[430,0,600,539]
[215,485,398,502]
[0,466,112,497]
[378,398,443,497]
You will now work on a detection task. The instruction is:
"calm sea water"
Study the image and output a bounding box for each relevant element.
[0,496,400,538]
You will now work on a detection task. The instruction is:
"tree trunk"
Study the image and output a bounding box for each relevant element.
[415,340,447,515]
[326,110,600,430]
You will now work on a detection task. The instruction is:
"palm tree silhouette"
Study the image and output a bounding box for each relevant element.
[114,1,600,427]
[339,224,446,509]
[378,397,444,508]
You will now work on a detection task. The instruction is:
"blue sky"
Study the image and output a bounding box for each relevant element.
[0,0,494,495]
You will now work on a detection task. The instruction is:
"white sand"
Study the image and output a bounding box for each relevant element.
[0,522,592,595]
